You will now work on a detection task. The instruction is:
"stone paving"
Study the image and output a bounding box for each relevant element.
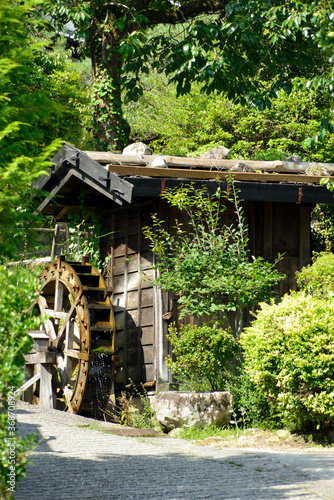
[15,402,334,500]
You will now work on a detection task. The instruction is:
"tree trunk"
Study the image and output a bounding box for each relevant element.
[87,0,226,151]
[90,14,130,151]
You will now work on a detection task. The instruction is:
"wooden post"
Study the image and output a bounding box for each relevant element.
[22,365,34,404]
[299,206,311,270]
[51,224,59,260]
[38,364,53,409]
[65,223,70,254]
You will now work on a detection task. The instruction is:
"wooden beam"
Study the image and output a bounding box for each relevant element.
[24,351,56,364]
[107,164,334,185]
[264,202,273,261]
[86,151,284,170]
[65,349,92,362]
[44,309,69,320]
[14,373,40,398]
[36,170,74,213]
[299,207,311,269]
[85,150,334,174]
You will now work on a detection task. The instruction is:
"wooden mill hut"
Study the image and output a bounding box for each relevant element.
[34,143,334,394]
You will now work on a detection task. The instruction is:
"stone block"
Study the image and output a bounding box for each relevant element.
[203,146,230,159]
[155,391,233,433]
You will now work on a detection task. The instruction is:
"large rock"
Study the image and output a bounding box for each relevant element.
[229,162,254,172]
[123,142,152,155]
[155,391,233,433]
[285,154,302,163]
[203,146,230,159]
[149,157,168,168]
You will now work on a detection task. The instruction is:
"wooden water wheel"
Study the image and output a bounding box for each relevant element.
[35,256,115,415]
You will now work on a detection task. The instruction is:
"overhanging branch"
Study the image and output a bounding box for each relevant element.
[100,0,226,26]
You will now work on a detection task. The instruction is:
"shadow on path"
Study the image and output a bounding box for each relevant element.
[15,409,334,500]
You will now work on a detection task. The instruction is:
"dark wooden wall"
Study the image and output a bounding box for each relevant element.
[102,198,313,390]
[247,201,312,295]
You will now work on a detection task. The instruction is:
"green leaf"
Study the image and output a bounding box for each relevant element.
[117,19,126,32]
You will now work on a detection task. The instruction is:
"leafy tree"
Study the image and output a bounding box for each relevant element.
[127,74,334,161]
[0,0,63,260]
[0,1,65,495]
[27,40,92,150]
[143,182,284,335]
[46,0,334,150]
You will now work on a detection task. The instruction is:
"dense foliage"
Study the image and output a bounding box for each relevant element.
[0,1,72,496]
[144,183,284,335]
[296,252,334,298]
[0,265,41,498]
[311,204,334,253]
[127,75,334,161]
[225,371,272,427]
[28,43,92,150]
[0,0,65,260]
[45,1,334,149]
[167,323,239,391]
[241,253,334,431]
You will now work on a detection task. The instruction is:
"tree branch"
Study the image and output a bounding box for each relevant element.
[144,1,226,25]
[100,1,226,26]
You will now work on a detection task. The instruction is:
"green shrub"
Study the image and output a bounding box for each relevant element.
[167,323,240,392]
[109,388,158,429]
[311,205,334,253]
[241,292,334,431]
[225,371,273,427]
[144,183,284,335]
[296,252,334,299]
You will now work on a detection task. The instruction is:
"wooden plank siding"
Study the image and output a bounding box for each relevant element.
[103,202,159,390]
[246,201,312,295]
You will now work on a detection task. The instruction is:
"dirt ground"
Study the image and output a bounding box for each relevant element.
[196,428,334,452]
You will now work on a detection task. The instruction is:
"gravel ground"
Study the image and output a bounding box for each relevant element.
[15,402,334,500]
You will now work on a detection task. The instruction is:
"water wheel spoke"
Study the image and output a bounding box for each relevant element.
[53,302,77,349]
[54,279,64,325]
[38,296,48,317]
[44,319,57,340]
[56,353,67,388]
[58,320,71,387]
[64,349,90,361]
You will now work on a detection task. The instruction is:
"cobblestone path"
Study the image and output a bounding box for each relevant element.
[16,402,334,500]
